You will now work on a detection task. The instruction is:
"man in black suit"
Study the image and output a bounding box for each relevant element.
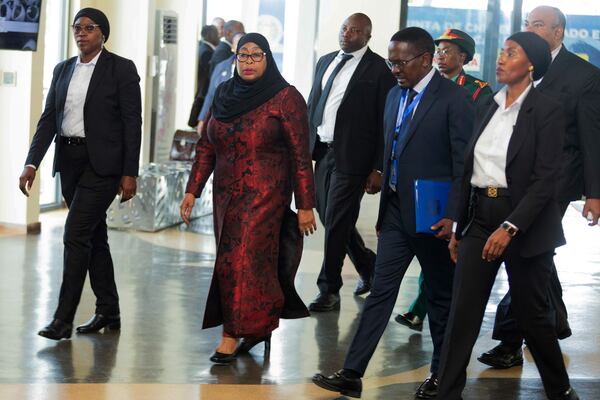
[208,20,244,76]
[18,8,142,340]
[478,5,600,369]
[189,25,219,128]
[312,27,474,399]
[306,13,395,312]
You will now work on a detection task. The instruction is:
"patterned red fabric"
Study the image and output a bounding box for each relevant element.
[185,86,316,337]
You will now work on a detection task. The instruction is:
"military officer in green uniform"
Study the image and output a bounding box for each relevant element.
[395,28,492,331]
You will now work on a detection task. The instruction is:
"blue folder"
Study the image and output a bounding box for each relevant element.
[414,179,451,234]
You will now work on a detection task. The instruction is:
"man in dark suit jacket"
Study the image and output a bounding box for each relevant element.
[312,27,474,399]
[208,20,244,76]
[18,8,142,340]
[196,25,219,97]
[478,5,600,369]
[306,13,395,312]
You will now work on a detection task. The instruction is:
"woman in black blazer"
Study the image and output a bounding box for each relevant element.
[436,32,578,400]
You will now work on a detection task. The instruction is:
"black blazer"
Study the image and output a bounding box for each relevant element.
[455,87,566,257]
[307,48,395,175]
[196,41,215,97]
[537,46,600,200]
[25,50,142,177]
[209,41,232,76]
[376,70,474,234]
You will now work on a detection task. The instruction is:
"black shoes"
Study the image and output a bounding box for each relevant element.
[237,334,272,356]
[555,387,579,400]
[308,293,340,312]
[415,373,438,399]
[353,277,372,296]
[38,319,73,340]
[312,369,362,398]
[209,350,239,364]
[395,312,424,332]
[477,342,524,369]
[76,314,121,334]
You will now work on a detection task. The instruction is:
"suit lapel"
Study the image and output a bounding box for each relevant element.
[396,70,440,157]
[84,50,111,108]
[506,89,536,166]
[313,53,337,102]
[536,46,568,91]
[339,48,374,106]
[57,58,77,112]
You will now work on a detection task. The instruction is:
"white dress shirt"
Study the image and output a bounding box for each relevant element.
[61,50,102,138]
[316,45,369,143]
[471,84,532,189]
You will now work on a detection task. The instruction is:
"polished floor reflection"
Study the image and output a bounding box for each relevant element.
[0,199,598,399]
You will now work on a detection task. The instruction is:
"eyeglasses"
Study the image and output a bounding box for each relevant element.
[236,52,266,62]
[340,26,362,34]
[434,48,454,58]
[72,24,100,34]
[385,52,426,70]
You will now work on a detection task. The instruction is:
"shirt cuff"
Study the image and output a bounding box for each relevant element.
[503,220,519,232]
[25,164,37,170]
[452,221,458,233]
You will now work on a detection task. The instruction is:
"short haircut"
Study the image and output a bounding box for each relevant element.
[224,20,243,35]
[552,7,567,29]
[348,12,372,36]
[201,25,217,40]
[390,27,435,55]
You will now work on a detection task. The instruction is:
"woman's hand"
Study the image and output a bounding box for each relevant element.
[180,193,196,225]
[298,209,317,236]
[482,228,512,262]
[448,233,460,264]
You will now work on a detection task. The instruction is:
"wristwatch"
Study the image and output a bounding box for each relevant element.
[500,221,518,237]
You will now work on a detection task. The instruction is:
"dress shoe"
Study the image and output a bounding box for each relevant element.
[76,314,121,334]
[394,312,423,332]
[38,319,72,340]
[554,387,579,400]
[353,277,372,296]
[308,293,340,312]
[209,350,239,364]
[477,342,523,369]
[312,369,362,398]
[237,333,271,356]
[415,373,438,399]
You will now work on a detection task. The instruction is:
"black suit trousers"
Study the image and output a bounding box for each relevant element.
[437,196,570,400]
[54,144,121,323]
[314,148,375,294]
[343,195,454,375]
[492,201,571,344]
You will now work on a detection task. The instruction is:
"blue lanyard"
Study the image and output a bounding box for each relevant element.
[396,87,425,129]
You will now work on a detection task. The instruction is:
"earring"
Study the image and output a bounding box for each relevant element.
[528,65,534,71]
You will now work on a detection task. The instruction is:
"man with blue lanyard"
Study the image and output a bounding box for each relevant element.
[313,27,474,399]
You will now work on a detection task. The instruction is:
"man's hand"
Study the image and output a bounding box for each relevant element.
[431,218,453,241]
[119,176,137,202]
[365,170,382,194]
[482,228,512,262]
[19,166,36,197]
[448,233,460,263]
[298,209,317,236]
[582,197,600,226]
[196,120,204,136]
[180,193,196,225]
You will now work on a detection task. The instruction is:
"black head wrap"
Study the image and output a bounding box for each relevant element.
[73,8,110,42]
[212,33,289,122]
[507,32,551,80]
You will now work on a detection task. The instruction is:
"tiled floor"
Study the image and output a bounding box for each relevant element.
[0,196,598,399]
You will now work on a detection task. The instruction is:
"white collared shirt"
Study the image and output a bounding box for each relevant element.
[533,44,561,87]
[61,50,102,138]
[202,40,216,50]
[471,84,532,188]
[396,67,435,126]
[316,45,369,143]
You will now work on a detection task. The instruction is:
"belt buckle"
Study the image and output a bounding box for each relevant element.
[486,186,498,198]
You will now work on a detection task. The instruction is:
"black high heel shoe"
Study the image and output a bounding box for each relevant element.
[237,333,272,355]
[209,349,239,364]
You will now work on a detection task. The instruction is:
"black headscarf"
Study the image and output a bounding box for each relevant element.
[507,32,551,80]
[212,33,289,122]
[73,8,110,42]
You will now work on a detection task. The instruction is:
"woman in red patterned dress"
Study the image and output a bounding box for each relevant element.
[180,33,317,364]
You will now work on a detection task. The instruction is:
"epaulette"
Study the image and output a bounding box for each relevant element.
[474,79,489,88]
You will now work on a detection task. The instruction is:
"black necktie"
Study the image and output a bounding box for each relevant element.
[312,53,354,127]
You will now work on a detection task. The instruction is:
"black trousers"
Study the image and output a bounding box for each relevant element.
[314,148,375,294]
[492,201,571,344]
[54,144,121,323]
[437,195,570,400]
[343,195,454,375]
